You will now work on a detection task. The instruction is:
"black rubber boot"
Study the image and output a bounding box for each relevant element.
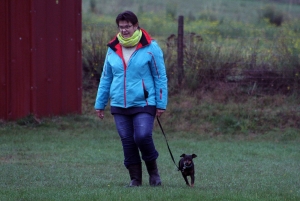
[127,163,142,187]
[145,160,161,186]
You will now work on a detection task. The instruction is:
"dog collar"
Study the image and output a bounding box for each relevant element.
[181,163,193,172]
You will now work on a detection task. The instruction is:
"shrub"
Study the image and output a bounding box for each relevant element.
[260,5,284,26]
[81,12,300,96]
[165,32,244,92]
[82,24,115,89]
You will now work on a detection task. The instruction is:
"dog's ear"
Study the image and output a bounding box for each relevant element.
[192,154,197,158]
[180,154,186,157]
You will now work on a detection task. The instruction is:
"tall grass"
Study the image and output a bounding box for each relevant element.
[82,0,300,95]
[159,90,300,136]
[82,0,300,23]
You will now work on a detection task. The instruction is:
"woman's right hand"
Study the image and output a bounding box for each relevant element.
[96,110,104,119]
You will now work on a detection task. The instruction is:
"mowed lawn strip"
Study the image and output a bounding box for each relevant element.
[0,116,299,201]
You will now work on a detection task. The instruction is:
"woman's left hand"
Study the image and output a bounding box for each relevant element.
[156,109,165,117]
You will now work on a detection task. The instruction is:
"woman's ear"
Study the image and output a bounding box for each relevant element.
[134,23,139,30]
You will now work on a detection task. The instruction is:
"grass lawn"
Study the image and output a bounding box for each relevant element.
[0,115,299,201]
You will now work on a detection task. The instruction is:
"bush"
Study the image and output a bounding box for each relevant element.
[260,5,284,26]
[165,32,244,92]
[82,24,115,89]
[81,12,300,96]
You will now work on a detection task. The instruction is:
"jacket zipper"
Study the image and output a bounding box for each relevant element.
[122,49,137,108]
[120,44,148,108]
[122,58,127,108]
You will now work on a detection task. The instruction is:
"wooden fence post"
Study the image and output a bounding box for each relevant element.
[177,15,184,86]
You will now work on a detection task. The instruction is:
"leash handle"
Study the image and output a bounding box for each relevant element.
[156,117,180,170]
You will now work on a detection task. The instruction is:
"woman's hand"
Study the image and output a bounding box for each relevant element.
[156,109,165,117]
[96,110,104,119]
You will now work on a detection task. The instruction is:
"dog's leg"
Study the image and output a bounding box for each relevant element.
[183,175,190,186]
[191,175,195,187]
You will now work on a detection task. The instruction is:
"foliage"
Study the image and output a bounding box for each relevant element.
[15,114,41,127]
[82,0,300,96]
[259,5,285,26]
[82,24,115,89]
[162,90,300,135]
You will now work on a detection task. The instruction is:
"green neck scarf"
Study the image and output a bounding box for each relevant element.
[117,29,142,47]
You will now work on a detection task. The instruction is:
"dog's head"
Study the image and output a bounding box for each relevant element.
[180,153,197,167]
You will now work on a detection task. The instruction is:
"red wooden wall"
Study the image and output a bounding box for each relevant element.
[0,0,82,121]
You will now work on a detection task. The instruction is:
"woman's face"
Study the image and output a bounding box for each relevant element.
[118,20,138,38]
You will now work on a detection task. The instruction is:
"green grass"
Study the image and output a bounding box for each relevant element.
[1,115,299,201]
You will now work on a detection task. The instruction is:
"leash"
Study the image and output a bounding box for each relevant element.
[156,117,180,171]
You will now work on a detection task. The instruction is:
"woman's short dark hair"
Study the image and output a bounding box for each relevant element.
[116,11,138,25]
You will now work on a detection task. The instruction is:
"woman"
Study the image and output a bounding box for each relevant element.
[94,11,168,187]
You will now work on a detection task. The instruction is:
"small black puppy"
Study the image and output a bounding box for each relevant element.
[178,153,197,187]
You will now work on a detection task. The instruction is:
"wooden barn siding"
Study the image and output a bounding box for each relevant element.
[0,0,9,120]
[0,0,82,121]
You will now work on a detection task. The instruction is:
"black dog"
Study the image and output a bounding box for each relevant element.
[178,153,197,187]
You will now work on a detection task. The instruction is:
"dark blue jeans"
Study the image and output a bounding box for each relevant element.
[113,113,159,168]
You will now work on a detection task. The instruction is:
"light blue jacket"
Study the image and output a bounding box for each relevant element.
[94,29,168,110]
